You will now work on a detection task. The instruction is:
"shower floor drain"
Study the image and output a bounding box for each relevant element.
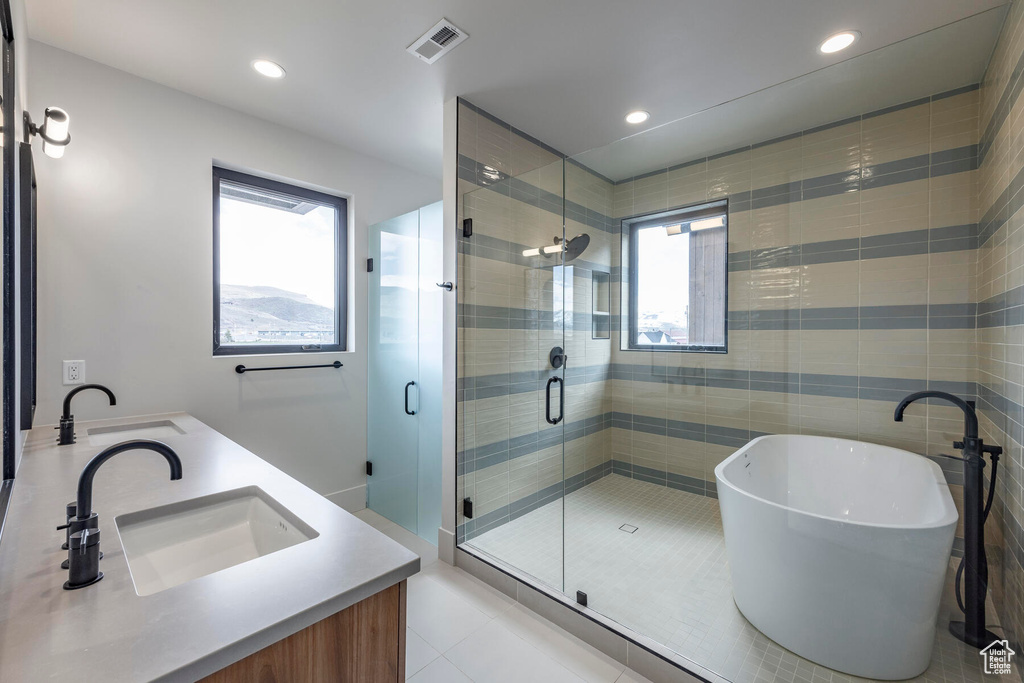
[619,524,638,533]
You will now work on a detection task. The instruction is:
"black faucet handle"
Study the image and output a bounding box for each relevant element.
[64,528,103,590]
[953,440,964,450]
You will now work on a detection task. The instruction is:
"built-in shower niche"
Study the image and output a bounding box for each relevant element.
[591,271,610,340]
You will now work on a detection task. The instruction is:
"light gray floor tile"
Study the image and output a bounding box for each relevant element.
[408,656,475,683]
[446,619,587,683]
[407,573,490,653]
[466,474,1012,683]
[406,627,440,678]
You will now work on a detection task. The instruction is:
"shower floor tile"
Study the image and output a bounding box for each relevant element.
[467,474,1013,683]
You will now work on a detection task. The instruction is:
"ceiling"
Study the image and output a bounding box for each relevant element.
[575,8,1007,181]
[26,0,1008,179]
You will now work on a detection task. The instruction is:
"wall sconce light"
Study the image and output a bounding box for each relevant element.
[521,234,591,262]
[24,107,71,159]
[665,215,726,236]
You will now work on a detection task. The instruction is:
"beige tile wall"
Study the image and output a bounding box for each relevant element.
[608,89,980,490]
[456,102,617,546]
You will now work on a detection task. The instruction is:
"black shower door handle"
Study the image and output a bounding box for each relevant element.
[405,381,416,415]
[546,376,564,425]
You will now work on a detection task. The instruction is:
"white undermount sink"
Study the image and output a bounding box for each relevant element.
[114,486,318,596]
[88,419,186,446]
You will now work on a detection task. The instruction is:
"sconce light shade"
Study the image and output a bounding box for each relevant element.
[41,107,70,159]
[25,106,71,158]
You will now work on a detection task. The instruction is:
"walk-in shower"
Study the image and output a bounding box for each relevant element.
[455,7,1019,683]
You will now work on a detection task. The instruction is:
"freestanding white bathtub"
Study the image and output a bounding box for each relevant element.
[715,435,958,680]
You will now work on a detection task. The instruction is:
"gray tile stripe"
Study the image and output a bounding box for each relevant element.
[459,302,977,333]
[977,283,1024,328]
[459,214,978,276]
[978,45,1024,246]
[457,230,611,275]
[611,85,979,185]
[979,157,1024,247]
[976,383,1024,575]
[730,224,977,271]
[460,144,977,240]
[458,360,976,405]
[458,409,771,476]
[460,156,618,234]
[612,144,974,192]
[978,383,1024,450]
[609,460,717,497]
[459,460,614,542]
[459,412,609,474]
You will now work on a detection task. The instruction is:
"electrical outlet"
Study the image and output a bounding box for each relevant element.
[63,360,85,386]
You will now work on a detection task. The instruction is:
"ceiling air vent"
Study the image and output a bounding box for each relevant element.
[407,18,469,64]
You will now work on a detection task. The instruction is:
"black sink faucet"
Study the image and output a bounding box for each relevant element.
[58,384,116,445]
[74,440,182,521]
[64,439,183,590]
[893,390,1002,649]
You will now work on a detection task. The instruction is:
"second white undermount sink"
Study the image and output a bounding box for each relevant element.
[114,486,318,596]
[87,419,186,446]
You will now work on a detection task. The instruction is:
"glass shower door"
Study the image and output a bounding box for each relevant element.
[367,210,422,534]
[458,158,567,593]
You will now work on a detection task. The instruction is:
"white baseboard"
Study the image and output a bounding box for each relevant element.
[325,484,366,512]
[437,527,456,565]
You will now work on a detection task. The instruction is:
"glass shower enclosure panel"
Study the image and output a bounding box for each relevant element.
[367,202,443,542]
[458,158,568,593]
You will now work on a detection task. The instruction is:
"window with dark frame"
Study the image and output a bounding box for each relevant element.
[213,167,347,356]
[623,199,728,353]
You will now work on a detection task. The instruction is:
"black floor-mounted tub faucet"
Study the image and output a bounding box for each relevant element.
[894,391,1001,648]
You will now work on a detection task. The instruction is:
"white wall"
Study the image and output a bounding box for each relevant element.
[27,41,440,507]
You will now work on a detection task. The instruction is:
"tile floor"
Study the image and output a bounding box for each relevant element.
[352,507,655,683]
[466,474,1014,683]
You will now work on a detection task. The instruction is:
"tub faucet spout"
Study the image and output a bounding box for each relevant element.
[893,390,977,439]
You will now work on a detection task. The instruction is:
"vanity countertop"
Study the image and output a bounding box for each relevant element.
[0,412,419,682]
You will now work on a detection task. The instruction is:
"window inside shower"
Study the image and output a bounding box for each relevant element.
[624,200,728,352]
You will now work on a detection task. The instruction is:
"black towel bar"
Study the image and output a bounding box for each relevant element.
[235,361,343,374]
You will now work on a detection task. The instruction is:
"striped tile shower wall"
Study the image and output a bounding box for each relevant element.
[456,85,983,550]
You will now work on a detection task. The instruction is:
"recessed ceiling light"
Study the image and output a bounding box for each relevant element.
[252,59,286,79]
[625,110,650,124]
[819,31,860,54]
